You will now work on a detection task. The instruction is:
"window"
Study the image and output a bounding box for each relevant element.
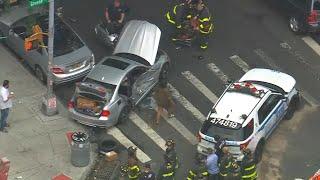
[102,58,130,70]
[258,94,282,124]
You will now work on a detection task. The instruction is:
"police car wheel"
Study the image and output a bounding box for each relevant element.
[284,94,300,120]
[254,141,264,163]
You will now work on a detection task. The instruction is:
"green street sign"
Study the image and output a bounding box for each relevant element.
[29,0,48,8]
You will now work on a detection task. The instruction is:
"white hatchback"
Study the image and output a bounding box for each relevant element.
[197,68,300,162]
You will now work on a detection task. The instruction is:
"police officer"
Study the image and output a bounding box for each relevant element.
[219,147,233,179]
[140,163,156,180]
[186,154,209,180]
[241,148,257,180]
[191,0,213,50]
[214,135,226,161]
[164,139,179,170]
[127,146,141,180]
[158,156,175,180]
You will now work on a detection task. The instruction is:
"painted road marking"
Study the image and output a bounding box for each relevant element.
[182,71,218,103]
[229,55,250,72]
[129,112,166,151]
[168,83,206,122]
[161,114,198,145]
[254,48,320,106]
[302,36,320,56]
[207,63,230,84]
[107,127,151,163]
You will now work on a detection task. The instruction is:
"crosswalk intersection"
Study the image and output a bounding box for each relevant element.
[105,47,320,164]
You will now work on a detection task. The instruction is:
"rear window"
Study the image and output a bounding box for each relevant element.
[201,119,253,141]
[102,58,130,70]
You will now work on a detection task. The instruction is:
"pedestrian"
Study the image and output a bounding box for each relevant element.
[157,156,175,180]
[140,163,156,180]
[164,139,179,170]
[186,154,209,180]
[240,148,257,180]
[0,80,13,133]
[219,147,233,179]
[127,146,141,180]
[153,84,175,125]
[206,148,220,180]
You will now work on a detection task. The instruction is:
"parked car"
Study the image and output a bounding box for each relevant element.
[0,6,95,84]
[197,68,300,162]
[273,0,320,33]
[68,20,170,127]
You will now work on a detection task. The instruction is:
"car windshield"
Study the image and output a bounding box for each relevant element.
[200,121,244,141]
[81,78,116,102]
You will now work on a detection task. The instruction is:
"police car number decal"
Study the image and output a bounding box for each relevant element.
[210,118,239,129]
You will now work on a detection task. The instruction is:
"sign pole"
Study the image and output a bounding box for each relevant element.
[42,0,58,116]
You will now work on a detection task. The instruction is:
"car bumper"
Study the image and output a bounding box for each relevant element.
[197,142,244,161]
[69,109,114,128]
[307,24,320,33]
[53,64,93,84]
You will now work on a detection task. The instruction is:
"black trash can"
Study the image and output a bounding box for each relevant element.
[70,131,90,167]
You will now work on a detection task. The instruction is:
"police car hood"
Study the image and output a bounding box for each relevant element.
[239,68,296,93]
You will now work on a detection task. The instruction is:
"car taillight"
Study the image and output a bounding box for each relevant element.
[196,132,202,142]
[240,139,251,150]
[68,100,74,110]
[51,66,64,74]
[308,10,318,24]
[101,110,110,117]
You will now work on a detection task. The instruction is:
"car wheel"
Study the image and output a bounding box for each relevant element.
[159,63,169,86]
[289,17,302,33]
[35,65,47,84]
[284,94,300,120]
[117,106,130,124]
[254,141,264,163]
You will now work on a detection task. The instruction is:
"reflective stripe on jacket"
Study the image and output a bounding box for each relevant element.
[241,157,257,180]
[165,3,185,25]
[128,165,140,179]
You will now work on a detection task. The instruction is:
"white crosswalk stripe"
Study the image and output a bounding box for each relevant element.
[207,63,230,84]
[182,71,218,103]
[229,55,250,72]
[160,113,198,145]
[302,36,320,56]
[107,127,151,163]
[129,112,167,151]
[168,83,206,122]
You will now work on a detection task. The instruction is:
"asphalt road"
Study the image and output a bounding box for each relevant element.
[52,0,320,178]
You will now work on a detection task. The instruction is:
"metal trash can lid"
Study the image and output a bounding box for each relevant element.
[72,132,88,142]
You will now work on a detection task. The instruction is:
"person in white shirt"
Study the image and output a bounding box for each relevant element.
[0,80,13,133]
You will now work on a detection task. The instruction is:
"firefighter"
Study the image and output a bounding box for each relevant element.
[192,0,213,50]
[158,156,175,180]
[219,147,233,179]
[127,146,141,179]
[229,160,241,180]
[164,139,179,170]
[186,154,209,180]
[241,148,257,180]
[165,0,194,39]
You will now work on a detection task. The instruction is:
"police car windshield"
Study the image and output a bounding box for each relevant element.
[201,121,245,141]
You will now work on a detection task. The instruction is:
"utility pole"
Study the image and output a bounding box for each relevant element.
[42,0,58,116]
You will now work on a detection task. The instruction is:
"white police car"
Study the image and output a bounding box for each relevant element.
[197,68,300,162]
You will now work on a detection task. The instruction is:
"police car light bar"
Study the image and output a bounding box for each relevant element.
[229,82,265,97]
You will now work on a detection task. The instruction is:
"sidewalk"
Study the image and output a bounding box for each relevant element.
[0,44,95,180]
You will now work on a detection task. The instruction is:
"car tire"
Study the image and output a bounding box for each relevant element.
[159,63,169,87]
[254,141,265,163]
[289,16,303,34]
[35,65,47,84]
[284,94,300,120]
[117,106,130,124]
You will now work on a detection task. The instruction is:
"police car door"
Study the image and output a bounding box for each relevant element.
[257,93,286,138]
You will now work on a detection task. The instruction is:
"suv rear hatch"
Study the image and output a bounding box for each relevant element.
[74,81,113,117]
